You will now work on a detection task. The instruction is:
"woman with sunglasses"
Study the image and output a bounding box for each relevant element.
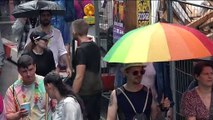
[107,63,169,120]
[44,72,84,120]
[23,31,56,76]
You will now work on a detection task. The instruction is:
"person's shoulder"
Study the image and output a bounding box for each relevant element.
[36,75,44,82]
[44,48,53,53]
[51,26,61,33]
[182,88,197,99]
[141,84,150,91]
[64,97,80,107]
[13,79,22,86]
[64,97,76,103]
[5,79,22,93]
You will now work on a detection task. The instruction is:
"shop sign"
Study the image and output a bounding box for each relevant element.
[113,0,125,41]
[137,0,151,27]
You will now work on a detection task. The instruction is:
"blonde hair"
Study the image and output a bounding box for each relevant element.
[72,19,89,36]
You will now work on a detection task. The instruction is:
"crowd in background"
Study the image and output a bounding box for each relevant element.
[0,0,213,120]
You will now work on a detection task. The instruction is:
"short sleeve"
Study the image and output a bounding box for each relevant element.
[75,48,86,65]
[180,91,196,117]
[4,87,18,114]
[57,31,67,56]
[63,98,83,120]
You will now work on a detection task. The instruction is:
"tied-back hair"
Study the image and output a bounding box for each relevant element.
[44,72,87,119]
[44,72,72,97]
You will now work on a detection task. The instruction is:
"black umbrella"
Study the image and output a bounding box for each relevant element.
[12,0,65,18]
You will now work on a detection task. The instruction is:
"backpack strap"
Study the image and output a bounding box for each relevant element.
[45,93,49,120]
[117,86,150,114]
[143,87,150,113]
[11,84,20,111]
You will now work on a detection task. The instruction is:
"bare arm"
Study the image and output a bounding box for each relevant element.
[72,65,85,94]
[107,90,118,120]
[60,54,72,76]
[151,98,159,120]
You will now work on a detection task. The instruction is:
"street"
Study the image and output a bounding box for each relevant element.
[0,60,18,96]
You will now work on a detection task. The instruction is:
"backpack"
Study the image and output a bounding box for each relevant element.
[116,87,150,120]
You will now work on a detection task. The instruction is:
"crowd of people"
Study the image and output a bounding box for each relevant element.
[0,1,212,120]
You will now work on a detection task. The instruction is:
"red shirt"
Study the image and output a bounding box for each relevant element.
[181,88,209,120]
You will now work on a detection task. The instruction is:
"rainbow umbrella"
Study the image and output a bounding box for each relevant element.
[104,22,213,63]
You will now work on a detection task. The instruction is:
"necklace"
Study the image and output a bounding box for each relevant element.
[22,81,39,105]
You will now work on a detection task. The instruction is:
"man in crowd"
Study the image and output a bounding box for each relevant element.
[25,10,72,76]
[71,19,102,120]
[107,64,170,120]
[4,55,49,119]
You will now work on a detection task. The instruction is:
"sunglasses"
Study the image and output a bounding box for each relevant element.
[132,69,146,76]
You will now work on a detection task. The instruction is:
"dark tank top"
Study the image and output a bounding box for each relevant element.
[116,86,152,120]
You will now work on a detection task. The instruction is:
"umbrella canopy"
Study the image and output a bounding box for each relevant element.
[104,22,213,63]
[13,0,65,18]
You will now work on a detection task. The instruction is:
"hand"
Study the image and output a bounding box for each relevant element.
[18,108,29,118]
[50,99,57,111]
[66,67,72,77]
[159,94,171,111]
[55,67,60,74]
[161,97,170,108]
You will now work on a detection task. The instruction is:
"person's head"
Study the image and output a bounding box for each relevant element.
[71,19,89,40]
[194,61,213,87]
[123,63,146,85]
[44,72,73,99]
[17,55,36,85]
[39,10,52,27]
[30,31,50,49]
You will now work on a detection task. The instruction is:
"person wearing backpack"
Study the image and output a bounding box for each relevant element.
[107,64,170,120]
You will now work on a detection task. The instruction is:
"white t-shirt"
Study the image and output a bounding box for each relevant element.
[141,63,157,99]
[52,97,83,120]
[26,26,67,66]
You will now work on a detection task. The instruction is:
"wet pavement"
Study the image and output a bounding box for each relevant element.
[0,60,18,96]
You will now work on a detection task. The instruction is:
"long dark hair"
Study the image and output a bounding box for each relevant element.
[44,72,73,96]
[44,72,87,119]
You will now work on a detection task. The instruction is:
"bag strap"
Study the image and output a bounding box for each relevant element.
[117,86,149,113]
[11,84,20,111]
[45,93,49,120]
[209,88,213,119]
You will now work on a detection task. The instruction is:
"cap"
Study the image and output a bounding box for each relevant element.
[122,63,146,71]
[30,31,52,41]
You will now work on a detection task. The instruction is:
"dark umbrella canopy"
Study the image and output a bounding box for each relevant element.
[13,0,65,18]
